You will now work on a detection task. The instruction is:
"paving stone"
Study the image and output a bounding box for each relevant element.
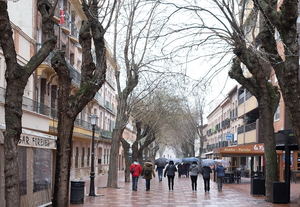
[70,173,300,207]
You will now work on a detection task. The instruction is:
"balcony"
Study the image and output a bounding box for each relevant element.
[237,122,257,144]
[0,87,110,138]
[101,130,112,139]
[70,23,79,43]
[105,101,115,114]
[238,95,258,117]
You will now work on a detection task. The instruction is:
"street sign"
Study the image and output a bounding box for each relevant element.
[225,133,234,141]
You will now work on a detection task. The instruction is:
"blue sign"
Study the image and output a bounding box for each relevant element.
[225,133,234,141]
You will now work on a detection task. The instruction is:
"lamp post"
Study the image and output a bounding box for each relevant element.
[89,114,98,196]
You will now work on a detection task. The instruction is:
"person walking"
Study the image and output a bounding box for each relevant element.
[129,160,143,191]
[156,166,164,182]
[164,160,177,191]
[201,165,212,192]
[215,163,225,191]
[142,161,155,191]
[189,161,201,191]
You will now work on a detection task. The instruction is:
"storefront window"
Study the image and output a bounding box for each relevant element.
[81,148,85,167]
[87,147,90,167]
[75,147,79,168]
[33,148,52,192]
[18,147,27,195]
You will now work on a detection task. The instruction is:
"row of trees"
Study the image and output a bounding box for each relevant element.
[158,0,299,202]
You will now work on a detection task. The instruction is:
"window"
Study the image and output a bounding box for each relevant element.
[33,149,52,192]
[81,147,85,167]
[75,147,79,168]
[274,106,280,121]
[18,147,27,195]
[87,147,90,167]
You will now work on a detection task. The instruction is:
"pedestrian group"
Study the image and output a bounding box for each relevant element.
[129,159,225,192]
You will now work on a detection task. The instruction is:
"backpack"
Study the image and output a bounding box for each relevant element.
[130,167,135,174]
[144,169,151,176]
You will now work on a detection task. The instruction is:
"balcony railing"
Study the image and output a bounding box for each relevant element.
[237,122,256,134]
[101,130,112,139]
[70,23,79,40]
[0,87,113,138]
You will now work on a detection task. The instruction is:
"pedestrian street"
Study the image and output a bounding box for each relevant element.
[70,173,300,207]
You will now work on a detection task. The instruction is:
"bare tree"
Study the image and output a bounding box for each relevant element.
[0,1,57,206]
[107,0,162,188]
[50,0,117,206]
[157,0,279,200]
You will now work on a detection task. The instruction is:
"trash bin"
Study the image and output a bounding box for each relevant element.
[272,182,289,203]
[70,181,85,204]
[251,177,265,195]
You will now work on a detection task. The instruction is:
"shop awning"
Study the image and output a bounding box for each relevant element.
[214,143,265,156]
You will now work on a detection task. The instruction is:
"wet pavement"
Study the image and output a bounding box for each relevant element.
[70,173,300,207]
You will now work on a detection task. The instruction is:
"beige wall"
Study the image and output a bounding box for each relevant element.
[238,130,257,145]
[238,96,257,117]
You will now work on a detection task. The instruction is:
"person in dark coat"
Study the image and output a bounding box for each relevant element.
[164,160,177,191]
[142,161,155,191]
[156,166,164,182]
[178,163,184,178]
[201,166,212,192]
[215,163,225,191]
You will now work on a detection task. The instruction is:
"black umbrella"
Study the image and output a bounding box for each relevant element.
[155,157,168,167]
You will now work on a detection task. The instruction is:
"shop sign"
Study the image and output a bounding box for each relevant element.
[18,134,56,149]
[217,143,264,155]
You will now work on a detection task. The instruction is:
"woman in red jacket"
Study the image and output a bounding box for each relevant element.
[129,160,143,191]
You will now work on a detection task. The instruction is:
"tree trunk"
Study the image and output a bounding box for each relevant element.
[107,128,123,188]
[258,95,278,202]
[52,117,74,207]
[120,138,131,182]
[131,141,139,162]
[4,82,25,207]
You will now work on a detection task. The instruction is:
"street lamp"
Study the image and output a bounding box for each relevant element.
[89,114,98,196]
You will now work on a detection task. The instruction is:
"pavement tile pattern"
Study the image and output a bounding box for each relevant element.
[70,174,300,207]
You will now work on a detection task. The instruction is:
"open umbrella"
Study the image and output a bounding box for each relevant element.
[182,157,200,164]
[168,158,182,165]
[214,159,230,167]
[155,157,168,167]
[201,159,215,167]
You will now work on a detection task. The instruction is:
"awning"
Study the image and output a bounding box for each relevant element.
[204,151,214,155]
[214,143,265,156]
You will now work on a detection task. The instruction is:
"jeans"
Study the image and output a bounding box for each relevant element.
[167,175,174,190]
[203,178,210,192]
[132,176,139,191]
[145,179,151,191]
[190,176,198,191]
[217,177,223,191]
[157,169,163,181]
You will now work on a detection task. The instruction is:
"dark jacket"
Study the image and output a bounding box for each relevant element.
[201,166,212,179]
[142,162,155,179]
[164,164,177,177]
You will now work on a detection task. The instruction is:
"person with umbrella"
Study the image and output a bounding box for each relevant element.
[189,161,201,191]
[201,165,212,192]
[155,158,167,182]
[164,160,177,191]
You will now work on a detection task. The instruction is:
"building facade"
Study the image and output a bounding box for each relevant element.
[0,0,120,206]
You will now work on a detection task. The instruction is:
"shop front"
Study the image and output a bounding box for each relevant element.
[0,128,56,207]
[214,143,298,181]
